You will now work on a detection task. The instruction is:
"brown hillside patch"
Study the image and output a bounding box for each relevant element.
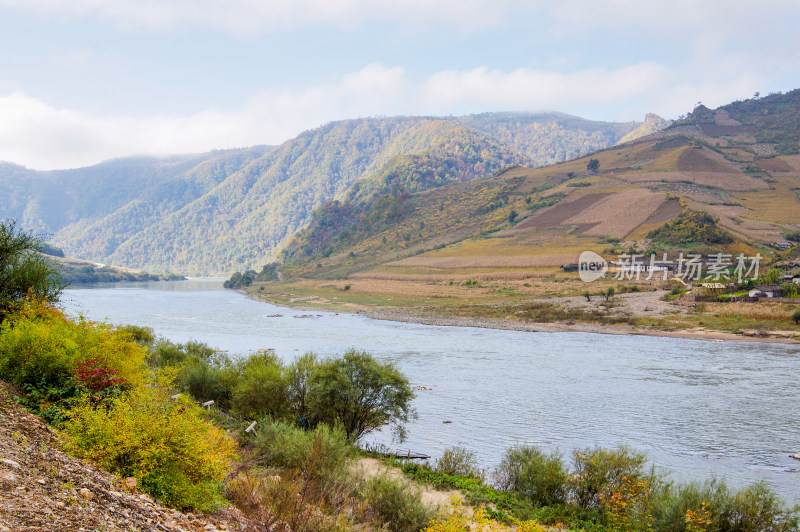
[699,124,757,136]
[642,197,683,225]
[759,157,794,172]
[562,189,666,238]
[779,155,800,171]
[384,253,578,269]
[713,109,741,126]
[516,193,606,229]
[619,170,765,191]
[677,147,736,173]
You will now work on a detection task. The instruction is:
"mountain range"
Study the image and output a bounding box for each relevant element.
[0,112,650,275]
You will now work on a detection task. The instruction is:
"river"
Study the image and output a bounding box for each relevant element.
[61,279,800,502]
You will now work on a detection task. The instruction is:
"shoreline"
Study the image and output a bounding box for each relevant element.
[242,290,800,345]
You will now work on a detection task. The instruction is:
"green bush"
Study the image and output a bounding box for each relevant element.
[230,351,289,419]
[651,479,799,532]
[569,446,651,509]
[252,419,352,479]
[435,446,485,483]
[363,473,433,532]
[494,445,568,507]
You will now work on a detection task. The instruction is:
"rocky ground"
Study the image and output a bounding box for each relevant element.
[0,381,256,532]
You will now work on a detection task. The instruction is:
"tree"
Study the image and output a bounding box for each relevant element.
[604,287,615,301]
[286,352,318,423]
[0,219,64,321]
[793,308,800,325]
[587,158,600,173]
[582,290,592,302]
[308,349,414,442]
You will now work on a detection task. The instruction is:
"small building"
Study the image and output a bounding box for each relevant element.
[749,284,783,298]
[696,283,726,296]
[782,273,800,284]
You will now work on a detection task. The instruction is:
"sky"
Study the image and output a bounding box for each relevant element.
[1,0,799,170]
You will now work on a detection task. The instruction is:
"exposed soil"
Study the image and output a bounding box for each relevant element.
[0,381,254,532]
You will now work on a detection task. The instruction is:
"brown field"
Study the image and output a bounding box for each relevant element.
[759,157,794,172]
[676,147,737,173]
[736,180,800,223]
[713,109,741,126]
[384,253,579,269]
[779,155,800,171]
[618,170,765,191]
[561,189,665,238]
[516,193,606,229]
[699,124,757,136]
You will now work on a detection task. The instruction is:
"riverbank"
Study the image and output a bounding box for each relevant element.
[243,281,800,344]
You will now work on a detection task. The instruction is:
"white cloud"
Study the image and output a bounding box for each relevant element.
[419,63,667,112]
[0,0,527,33]
[0,61,767,170]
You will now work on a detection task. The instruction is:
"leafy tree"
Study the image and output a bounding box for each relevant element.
[604,287,615,301]
[793,308,800,325]
[587,158,600,173]
[308,349,414,442]
[0,219,65,321]
[286,352,318,423]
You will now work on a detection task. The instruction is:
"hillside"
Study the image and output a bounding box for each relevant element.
[0,112,646,275]
[277,91,800,283]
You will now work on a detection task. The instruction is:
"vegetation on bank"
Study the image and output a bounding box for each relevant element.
[2,218,800,530]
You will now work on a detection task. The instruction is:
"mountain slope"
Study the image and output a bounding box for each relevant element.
[279,91,800,281]
[1,112,649,275]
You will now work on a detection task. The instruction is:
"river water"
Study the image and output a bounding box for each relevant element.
[61,279,800,502]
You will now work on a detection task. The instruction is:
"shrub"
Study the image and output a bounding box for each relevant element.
[569,446,651,509]
[230,351,289,419]
[252,419,352,480]
[0,299,147,392]
[435,446,485,483]
[494,445,568,507]
[181,360,232,407]
[651,479,799,532]
[227,472,350,532]
[425,496,544,532]
[363,473,432,532]
[793,307,800,325]
[61,385,237,511]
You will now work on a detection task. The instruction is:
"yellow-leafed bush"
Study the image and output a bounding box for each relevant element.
[424,496,544,532]
[0,298,148,391]
[62,384,237,511]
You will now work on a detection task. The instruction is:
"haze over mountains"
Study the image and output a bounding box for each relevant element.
[0,112,649,275]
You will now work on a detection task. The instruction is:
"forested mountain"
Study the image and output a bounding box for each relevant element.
[0,112,647,275]
[278,91,800,280]
[455,112,641,165]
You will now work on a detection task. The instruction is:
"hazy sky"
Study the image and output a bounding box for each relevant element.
[1,0,798,169]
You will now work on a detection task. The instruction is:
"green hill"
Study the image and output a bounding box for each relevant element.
[1,112,647,275]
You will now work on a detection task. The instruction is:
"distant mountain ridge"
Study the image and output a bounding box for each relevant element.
[277,90,800,280]
[0,112,649,275]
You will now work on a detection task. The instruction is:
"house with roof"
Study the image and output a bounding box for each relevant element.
[748,284,783,298]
